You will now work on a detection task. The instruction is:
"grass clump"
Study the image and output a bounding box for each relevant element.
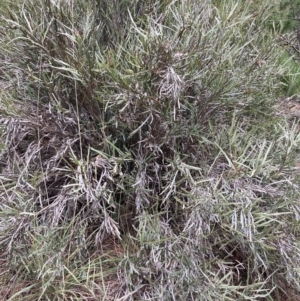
[1,0,300,300]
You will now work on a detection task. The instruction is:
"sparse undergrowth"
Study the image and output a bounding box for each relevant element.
[1,0,300,300]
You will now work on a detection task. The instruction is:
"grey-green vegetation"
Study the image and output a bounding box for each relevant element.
[1,0,300,300]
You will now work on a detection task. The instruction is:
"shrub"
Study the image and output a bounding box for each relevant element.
[1,0,300,300]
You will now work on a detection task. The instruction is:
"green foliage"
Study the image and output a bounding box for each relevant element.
[278,51,300,96]
[278,0,300,32]
[1,0,300,300]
